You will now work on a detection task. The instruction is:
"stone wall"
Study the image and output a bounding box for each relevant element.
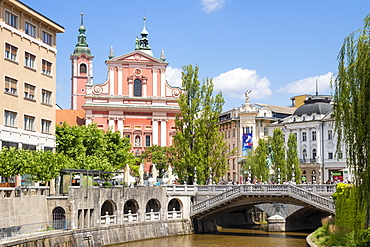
[0,219,192,247]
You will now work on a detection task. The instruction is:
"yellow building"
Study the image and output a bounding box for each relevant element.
[0,0,64,152]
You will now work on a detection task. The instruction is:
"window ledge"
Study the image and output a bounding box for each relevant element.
[24,66,36,72]
[4,92,18,97]
[4,58,19,65]
[41,103,52,107]
[24,97,36,102]
[41,73,53,78]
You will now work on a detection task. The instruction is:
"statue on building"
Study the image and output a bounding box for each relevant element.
[245,90,252,103]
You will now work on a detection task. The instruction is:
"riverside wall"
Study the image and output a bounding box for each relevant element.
[0,219,193,247]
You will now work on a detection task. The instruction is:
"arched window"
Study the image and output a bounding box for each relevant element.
[312,149,317,161]
[134,79,142,97]
[146,199,161,213]
[80,63,87,73]
[302,149,307,162]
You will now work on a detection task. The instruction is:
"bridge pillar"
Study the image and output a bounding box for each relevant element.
[192,218,218,233]
[267,215,285,232]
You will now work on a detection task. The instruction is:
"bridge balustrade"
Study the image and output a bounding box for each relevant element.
[167,208,182,220]
[146,209,161,221]
[100,213,116,225]
[191,184,336,216]
[122,210,138,223]
[0,186,50,198]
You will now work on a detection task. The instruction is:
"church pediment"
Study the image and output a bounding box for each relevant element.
[109,51,167,65]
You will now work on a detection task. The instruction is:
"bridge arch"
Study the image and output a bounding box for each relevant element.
[52,206,66,230]
[101,199,116,216]
[124,199,139,214]
[146,198,161,213]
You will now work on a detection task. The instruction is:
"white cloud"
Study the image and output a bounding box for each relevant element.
[213,68,272,100]
[166,66,183,87]
[277,72,334,95]
[201,0,225,13]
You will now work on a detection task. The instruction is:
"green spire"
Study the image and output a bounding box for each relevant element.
[73,13,91,56]
[135,17,153,56]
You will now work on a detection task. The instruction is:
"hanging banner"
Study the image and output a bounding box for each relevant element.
[242,133,253,156]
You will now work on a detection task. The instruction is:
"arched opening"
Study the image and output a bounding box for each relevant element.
[134,79,142,97]
[79,63,87,74]
[167,198,181,211]
[124,199,139,214]
[302,170,307,183]
[146,199,161,213]
[52,207,66,230]
[312,170,316,184]
[101,200,116,216]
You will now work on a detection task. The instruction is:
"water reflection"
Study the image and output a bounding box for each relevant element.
[108,227,308,247]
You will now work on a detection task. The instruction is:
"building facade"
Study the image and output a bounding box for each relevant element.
[218,91,295,183]
[0,0,64,153]
[267,95,349,184]
[70,17,181,169]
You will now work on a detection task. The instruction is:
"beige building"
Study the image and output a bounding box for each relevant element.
[0,0,64,152]
[219,91,295,183]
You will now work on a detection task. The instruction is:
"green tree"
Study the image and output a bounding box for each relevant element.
[141,145,172,177]
[173,65,231,184]
[286,133,301,183]
[244,138,269,182]
[56,122,134,172]
[271,128,287,183]
[333,13,370,230]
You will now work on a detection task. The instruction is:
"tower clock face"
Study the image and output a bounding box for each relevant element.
[134,68,142,76]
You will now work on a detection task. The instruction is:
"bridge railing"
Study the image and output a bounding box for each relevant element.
[122,211,138,223]
[0,186,50,198]
[191,184,336,216]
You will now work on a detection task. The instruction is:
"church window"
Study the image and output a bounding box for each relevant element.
[145,135,151,147]
[134,79,142,97]
[80,64,87,73]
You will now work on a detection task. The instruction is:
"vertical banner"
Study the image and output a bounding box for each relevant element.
[242,133,253,156]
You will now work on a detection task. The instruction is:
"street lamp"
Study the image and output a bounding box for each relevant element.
[194,167,197,185]
[292,164,295,183]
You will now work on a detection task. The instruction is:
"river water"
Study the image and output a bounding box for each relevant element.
[107,227,309,247]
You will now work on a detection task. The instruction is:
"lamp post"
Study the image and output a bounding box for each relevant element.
[278,168,281,184]
[292,164,295,183]
[194,167,197,185]
[247,165,251,184]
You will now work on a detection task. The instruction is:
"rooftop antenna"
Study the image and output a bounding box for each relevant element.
[315,79,318,96]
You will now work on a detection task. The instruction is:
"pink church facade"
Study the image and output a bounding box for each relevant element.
[70,16,181,167]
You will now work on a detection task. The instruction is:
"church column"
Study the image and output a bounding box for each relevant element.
[143,78,147,98]
[152,69,158,97]
[117,67,123,96]
[109,67,115,95]
[152,118,159,145]
[108,117,115,131]
[160,69,166,97]
[117,117,124,137]
[160,118,167,147]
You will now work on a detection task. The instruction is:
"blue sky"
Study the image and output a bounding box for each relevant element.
[21,0,370,111]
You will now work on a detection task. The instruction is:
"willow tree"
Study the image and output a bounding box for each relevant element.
[173,65,230,184]
[333,13,370,230]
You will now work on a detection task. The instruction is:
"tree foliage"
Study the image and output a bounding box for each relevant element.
[333,13,370,229]
[56,122,134,171]
[286,133,301,183]
[244,138,269,182]
[141,145,172,177]
[173,65,232,184]
[271,128,287,182]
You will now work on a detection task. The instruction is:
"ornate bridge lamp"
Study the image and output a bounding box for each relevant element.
[277,168,281,184]
[247,166,252,184]
[291,164,295,183]
[208,168,213,185]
